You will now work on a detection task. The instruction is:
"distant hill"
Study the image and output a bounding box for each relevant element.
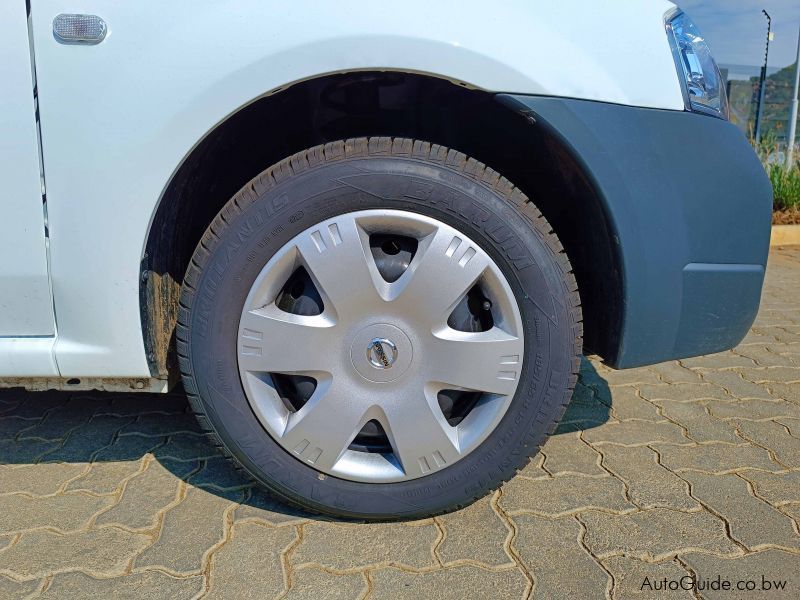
[727,62,798,139]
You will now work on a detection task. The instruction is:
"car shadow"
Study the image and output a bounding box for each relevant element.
[0,357,610,520]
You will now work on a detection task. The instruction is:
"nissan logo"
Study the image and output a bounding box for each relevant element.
[367,338,398,369]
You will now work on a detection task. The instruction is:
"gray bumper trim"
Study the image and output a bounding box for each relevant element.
[497,95,772,368]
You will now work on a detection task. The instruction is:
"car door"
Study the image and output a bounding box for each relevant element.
[0,2,55,339]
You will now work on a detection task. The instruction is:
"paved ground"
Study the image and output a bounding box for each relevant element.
[1,248,800,599]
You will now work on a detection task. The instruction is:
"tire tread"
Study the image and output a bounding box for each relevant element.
[177,137,583,519]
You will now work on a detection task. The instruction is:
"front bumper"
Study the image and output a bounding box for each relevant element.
[498,95,772,368]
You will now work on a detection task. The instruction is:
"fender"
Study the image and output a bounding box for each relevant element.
[30,0,681,377]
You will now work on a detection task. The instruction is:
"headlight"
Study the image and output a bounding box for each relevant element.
[666,10,729,119]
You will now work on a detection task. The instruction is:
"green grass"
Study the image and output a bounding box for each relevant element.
[767,162,800,211]
[751,133,800,211]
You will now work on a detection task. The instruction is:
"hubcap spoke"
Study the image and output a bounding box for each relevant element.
[295,215,383,321]
[279,381,367,471]
[238,307,335,374]
[427,327,524,396]
[391,226,491,327]
[383,392,461,478]
[238,209,526,483]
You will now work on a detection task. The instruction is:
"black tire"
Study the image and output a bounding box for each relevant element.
[178,137,582,520]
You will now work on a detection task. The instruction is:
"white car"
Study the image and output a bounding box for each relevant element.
[1,1,771,518]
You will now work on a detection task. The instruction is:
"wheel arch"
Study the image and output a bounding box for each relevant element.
[141,71,624,381]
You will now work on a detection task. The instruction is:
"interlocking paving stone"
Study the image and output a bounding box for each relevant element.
[517,451,549,478]
[540,432,604,476]
[0,399,23,418]
[96,394,189,417]
[0,527,150,580]
[765,381,800,403]
[0,248,797,597]
[39,571,204,599]
[0,462,86,496]
[284,567,366,600]
[753,309,794,327]
[92,434,165,462]
[762,326,800,344]
[696,371,774,399]
[118,414,205,438]
[637,383,732,403]
[578,362,613,392]
[152,434,223,462]
[500,473,632,516]
[0,417,37,441]
[651,400,740,443]
[587,378,614,406]
[604,386,662,421]
[741,470,800,505]
[94,459,193,530]
[65,460,145,495]
[706,398,800,420]
[649,362,705,384]
[780,503,800,528]
[779,350,800,367]
[205,522,295,599]
[0,575,40,598]
[134,486,242,572]
[654,443,781,473]
[0,492,111,535]
[582,420,687,446]
[43,416,136,464]
[435,496,513,567]
[292,521,439,571]
[739,329,787,346]
[735,346,797,368]
[602,556,693,599]
[681,549,800,600]
[681,352,756,370]
[599,445,699,510]
[232,487,311,527]
[683,472,800,550]
[591,365,661,387]
[514,514,609,598]
[187,456,256,491]
[581,509,740,560]
[64,395,115,414]
[734,420,800,468]
[558,382,611,429]
[0,439,59,464]
[777,416,800,434]
[369,566,527,600]
[16,398,102,441]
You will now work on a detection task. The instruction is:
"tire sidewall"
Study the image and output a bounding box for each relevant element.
[187,156,574,518]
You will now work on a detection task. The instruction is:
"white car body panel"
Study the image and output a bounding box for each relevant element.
[0,2,55,340]
[14,0,680,379]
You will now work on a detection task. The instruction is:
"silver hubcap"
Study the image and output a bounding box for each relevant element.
[237,210,524,482]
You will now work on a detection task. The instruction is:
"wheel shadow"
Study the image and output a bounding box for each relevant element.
[0,357,611,520]
[554,356,613,434]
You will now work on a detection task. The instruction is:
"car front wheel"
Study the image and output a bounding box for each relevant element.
[178,137,582,519]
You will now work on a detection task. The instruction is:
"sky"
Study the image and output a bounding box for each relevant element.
[678,0,800,69]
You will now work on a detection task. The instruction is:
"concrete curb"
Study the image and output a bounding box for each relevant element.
[771,225,800,246]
